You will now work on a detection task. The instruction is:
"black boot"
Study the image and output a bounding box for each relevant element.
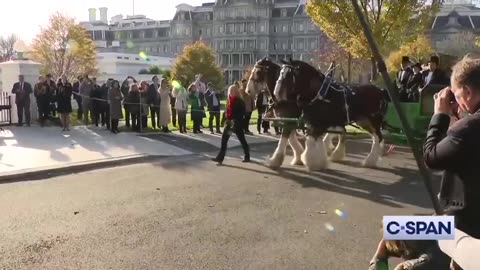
[242,155,250,163]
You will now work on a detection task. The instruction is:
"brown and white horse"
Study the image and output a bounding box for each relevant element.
[245,57,304,169]
[274,59,388,170]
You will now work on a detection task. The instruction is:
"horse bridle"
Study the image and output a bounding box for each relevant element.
[249,64,270,84]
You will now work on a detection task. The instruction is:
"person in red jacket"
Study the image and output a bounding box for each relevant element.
[211,84,250,164]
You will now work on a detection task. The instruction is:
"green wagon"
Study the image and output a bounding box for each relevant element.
[383,84,447,146]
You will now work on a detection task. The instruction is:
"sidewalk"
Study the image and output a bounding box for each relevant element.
[0,125,191,178]
[0,124,279,180]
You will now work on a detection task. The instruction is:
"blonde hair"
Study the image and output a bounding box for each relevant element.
[451,55,480,91]
[228,84,241,98]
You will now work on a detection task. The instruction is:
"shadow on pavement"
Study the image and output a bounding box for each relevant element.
[141,133,218,153]
[216,156,439,210]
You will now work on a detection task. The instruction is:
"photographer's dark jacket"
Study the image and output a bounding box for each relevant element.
[423,111,480,238]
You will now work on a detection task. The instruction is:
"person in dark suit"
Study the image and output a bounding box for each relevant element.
[205,82,222,134]
[211,84,250,164]
[255,89,270,134]
[406,63,424,102]
[100,78,113,129]
[396,56,413,102]
[34,76,51,127]
[423,55,480,269]
[11,75,33,126]
[90,77,103,127]
[147,76,161,129]
[169,91,176,127]
[72,76,83,120]
[56,75,73,131]
[422,55,450,86]
[45,74,57,118]
[121,78,131,127]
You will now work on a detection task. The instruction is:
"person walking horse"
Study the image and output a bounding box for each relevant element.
[211,84,250,164]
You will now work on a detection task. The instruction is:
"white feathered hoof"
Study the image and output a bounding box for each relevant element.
[266,136,289,170]
[301,136,328,171]
[329,141,346,162]
[266,154,285,170]
[362,157,379,168]
[379,141,387,157]
[290,156,304,166]
[362,135,381,168]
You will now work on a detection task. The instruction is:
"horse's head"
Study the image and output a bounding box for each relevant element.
[246,57,281,98]
[274,59,325,103]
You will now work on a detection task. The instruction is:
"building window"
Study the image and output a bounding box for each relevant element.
[123,57,129,59]
[220,26,224,33]
[117,56,122,59]
[282,42,287,50]
[228,23,234,33]
[297,41,304,50]
[282,25,288,33]
[260,25,265,32]
[135,57,140,60]
[299,23,304,31]
[260,41,266,50]
[310,40,316,49]
[281,9,287,17]
[273,42,278,50]
[274,26,278,33]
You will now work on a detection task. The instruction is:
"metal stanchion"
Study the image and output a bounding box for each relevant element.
[350,0,442,215]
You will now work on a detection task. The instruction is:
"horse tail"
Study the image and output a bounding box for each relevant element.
[379,88,389,117]
[379,88,390,130]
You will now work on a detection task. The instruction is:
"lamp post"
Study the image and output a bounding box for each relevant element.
[13,40,28,60]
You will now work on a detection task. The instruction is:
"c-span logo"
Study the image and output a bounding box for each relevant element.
[383,216,455,240]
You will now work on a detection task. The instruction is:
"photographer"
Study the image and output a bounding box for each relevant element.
[423,55,480,268]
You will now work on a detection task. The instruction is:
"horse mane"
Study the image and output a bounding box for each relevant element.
[289,59,325,80]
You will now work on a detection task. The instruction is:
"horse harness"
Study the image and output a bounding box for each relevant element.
[312,65,355,126]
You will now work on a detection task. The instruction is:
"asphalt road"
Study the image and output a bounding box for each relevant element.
[0,140,440,270]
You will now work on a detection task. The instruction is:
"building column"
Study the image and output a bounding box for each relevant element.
[102,30,105,40]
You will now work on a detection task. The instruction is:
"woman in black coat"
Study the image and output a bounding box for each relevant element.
[211,84,250,164]
[56,75,73,131]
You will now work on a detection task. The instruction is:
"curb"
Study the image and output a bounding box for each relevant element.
[0,154,170,184]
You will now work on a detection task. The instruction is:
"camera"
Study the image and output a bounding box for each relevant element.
[447,88,456,103]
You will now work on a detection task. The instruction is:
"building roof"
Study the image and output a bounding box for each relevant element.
[431,4,480,30]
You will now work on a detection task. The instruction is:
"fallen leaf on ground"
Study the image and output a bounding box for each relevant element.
[317,211,327,214]
[73,211,80,215]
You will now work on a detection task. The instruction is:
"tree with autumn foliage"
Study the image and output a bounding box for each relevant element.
[0,34,18,62]
[387,35,434,73]
[306,0,442,80]
[312,39,368,83]
[171,41,224,89]
[30,12,97,80]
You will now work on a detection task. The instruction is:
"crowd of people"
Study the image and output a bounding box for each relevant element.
[12,73,282,136]
[396,55,450,102]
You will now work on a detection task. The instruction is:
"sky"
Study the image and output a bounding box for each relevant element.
[0,0,207,42]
